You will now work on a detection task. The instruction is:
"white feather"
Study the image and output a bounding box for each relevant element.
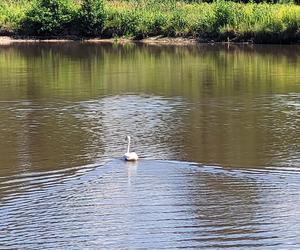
[123,136,139,161]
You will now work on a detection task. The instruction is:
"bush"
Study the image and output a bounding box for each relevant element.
[214,1,236,29]
[2,0,300,42]
[77,0,106,36]
[164,10,189,36]
[193,3,217,36]
[22,0,76,36]
[104,9,141,37]
[147,11,169,36]
[0,1,32,34]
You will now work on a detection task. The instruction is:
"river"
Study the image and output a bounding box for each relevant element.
[0,42,299,249]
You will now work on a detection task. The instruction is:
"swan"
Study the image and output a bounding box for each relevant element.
[123,135,139,161]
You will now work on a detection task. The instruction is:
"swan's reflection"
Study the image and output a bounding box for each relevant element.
[125,160,138,186]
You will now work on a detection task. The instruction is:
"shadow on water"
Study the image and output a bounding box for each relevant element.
[0,159,300,249]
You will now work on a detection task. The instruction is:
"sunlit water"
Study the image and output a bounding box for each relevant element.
[0,43,299,249]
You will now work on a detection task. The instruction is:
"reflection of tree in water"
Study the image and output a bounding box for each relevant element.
[181,96,275,167]
[0,101,103,176]
[182,92,299,167]
[0,43,299,170]
[0,43,299,101]
[0,97,108,203]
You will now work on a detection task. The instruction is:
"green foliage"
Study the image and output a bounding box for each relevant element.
[0,1,32,33]
[77,0,106,36]
[147,11,169,36]
[214,0,236,28]
[104,8,141,37]
[0,0,300,42]
[195,4,217,35]
[164,10,189,36]
[22,0,76,36]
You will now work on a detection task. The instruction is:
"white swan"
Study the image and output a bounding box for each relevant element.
[123,135,139,161]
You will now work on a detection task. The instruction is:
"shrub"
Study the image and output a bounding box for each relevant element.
[148,11,169,36]
[1,0,300,43]
[164,10,189,36]
[214,0,236,29]
[104,9,141,37]
[195,6,217,35]
[77,0,106,36]
[22,0,76,36]
[0,1,32,34]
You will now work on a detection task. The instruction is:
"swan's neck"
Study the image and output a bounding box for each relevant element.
[127,138,131,153]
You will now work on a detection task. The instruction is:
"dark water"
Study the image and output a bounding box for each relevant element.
[0,42,299,249]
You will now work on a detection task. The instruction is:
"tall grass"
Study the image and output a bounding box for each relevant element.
[0,0,33,34]
[102,0,300,42]
[0,0,300,43]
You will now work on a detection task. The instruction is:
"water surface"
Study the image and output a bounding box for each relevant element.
[0,43,299,249]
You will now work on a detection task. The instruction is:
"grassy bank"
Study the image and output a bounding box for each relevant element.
[0,0,300,43]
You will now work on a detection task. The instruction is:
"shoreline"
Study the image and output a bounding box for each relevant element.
[1,35,299,46]
[0,35,252,46]
[0,35,203,46]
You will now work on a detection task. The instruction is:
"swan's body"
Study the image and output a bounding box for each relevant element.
[123,152,139,161]
[123,136,138,161]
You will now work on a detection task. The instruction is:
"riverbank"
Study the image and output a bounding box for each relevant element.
[0,35,200,45]
[1,0,300,44]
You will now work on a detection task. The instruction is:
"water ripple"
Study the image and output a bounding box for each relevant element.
[1,159,300,249]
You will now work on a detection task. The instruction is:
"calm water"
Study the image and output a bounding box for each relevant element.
[0,42,299,249]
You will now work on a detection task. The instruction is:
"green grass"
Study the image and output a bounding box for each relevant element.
[0,0,34,33]
[0,0,300,43]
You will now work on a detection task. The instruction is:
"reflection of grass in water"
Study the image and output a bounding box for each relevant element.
[0,0,300,42]
[0,44,299,101]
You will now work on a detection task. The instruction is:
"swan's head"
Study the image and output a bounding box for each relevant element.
[126,135,131,141]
